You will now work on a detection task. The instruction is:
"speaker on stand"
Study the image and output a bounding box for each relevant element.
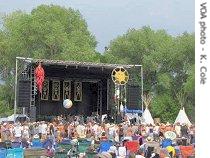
[17,80,31,107]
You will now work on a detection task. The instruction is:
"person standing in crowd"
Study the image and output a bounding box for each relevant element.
[67,122,74,139]
[76,122,86,139]
[41,121,48,140]
[57,122,65,141]
[38,122,42,139]
[165,122,172,132]
[22,122,29,140]
[9,123,14,141]
[108,124,115,142]
[13,122,23,141]
[86,122,93,140]
[181,123,189,138]
[33,122,39,137]
[114,124,119,142]
[118,124,124,142]
[153,123,160,142]
[1,123,11,141]
[148,124,154,137]
[0,115,195,158]
[189,124,195,144]
[49,122,55,137]
[28,122,35,139]
[174,122,181,138]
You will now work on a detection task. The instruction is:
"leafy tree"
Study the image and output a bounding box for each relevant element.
[104,26,174,91]
[0,100,13,117]
[0,5,99,112]
[150,94,179,123]
[0,4,98,80]
[105,27,195,122]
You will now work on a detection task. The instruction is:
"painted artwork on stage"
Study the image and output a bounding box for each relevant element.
[41,79,49,100]
[63,80,71,100]
[74,81,82,101]
[52,80,60,101]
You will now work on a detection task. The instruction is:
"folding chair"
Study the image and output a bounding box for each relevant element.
[179,145,195,158]
[6,148,24,158]
[124,140,139,153]
[144,146,154,158]
[11,142,22,148]
[118,146,126,157]
[0,148,7,158]
[31,139,43,148]
[99,140,113,153]
[42,139,54,149]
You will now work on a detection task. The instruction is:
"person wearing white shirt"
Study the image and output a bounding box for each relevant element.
[153,124,160,141]
[22,124,29,139]
[174,123,181,138]
[41,121,48,140]
[38,122,42,139]
[13,123,23,141]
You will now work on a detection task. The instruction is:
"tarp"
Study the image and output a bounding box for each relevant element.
[142,107,154,125]
[174,107,192,126]
[0,117,8,123]
[6,114,29,122]
[6,114,16,122]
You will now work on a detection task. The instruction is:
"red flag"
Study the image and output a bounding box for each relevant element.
[35,63,45,93]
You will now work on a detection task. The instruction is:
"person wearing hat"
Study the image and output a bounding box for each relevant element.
[1,122,10,142]
[31,134,42,148]
[140,136,160,157]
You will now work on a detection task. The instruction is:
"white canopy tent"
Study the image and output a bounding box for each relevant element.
[6,114,16,122]
[3,114,30,122]
[142,107,154,125]
[174,107,192,126]
[0,114,19,123]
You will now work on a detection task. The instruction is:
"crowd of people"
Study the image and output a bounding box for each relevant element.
[0,115,195,158]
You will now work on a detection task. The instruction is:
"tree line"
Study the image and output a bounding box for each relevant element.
[0,5,194,122]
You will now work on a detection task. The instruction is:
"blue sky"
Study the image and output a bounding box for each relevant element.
[0,0,194,53]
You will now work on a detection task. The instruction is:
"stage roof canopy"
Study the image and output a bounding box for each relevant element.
[17,57,141,69]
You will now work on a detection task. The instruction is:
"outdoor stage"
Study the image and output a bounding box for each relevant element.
[16,57,143,121]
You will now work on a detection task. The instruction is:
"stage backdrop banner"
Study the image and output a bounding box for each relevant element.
[41,79,49,100]
[74,81,82,101]
[52,80,60,101]
[63,80,71,100]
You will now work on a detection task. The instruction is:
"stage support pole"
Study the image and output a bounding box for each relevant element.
[141,66,144,112]
[14,57,32,117]
[23,107,25,115]
[14,57,18,116]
